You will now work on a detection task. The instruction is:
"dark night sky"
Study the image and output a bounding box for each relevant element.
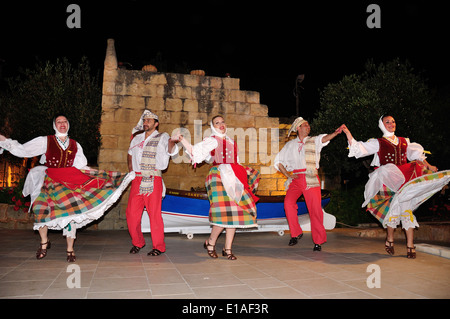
[1,1,449,120]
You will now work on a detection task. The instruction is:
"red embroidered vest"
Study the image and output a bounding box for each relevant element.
[377,137,408,166]
[45,135,78,168]
[210,136,238,165]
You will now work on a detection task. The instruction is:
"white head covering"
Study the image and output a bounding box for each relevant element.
[53,116,69,138]
[287,117,307,137]
[210,117,227,138]
[132,110,159,134]
[378,115,395,137]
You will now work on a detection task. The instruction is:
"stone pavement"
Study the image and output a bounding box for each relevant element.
[0,228,449,299]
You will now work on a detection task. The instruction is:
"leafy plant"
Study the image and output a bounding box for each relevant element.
[0,57,102,165]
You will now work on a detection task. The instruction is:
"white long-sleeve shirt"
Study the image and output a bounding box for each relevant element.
[0,135,88,205]
[128,131,179,172]
[348,137,426,167]
[0,136,87,168]
[274,134,329,172]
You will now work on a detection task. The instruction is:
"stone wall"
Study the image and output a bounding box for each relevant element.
[97,39,291,230]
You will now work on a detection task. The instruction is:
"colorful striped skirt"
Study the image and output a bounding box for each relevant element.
[32,168,134,232]
[205,165,259,228]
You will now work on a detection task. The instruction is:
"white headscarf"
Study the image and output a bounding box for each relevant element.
[53,117,69,138]
[132,110,159,134]
[210,118,227,138]
[378,116,395,137]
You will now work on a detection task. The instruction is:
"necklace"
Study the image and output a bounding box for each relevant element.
[56,135,69,149]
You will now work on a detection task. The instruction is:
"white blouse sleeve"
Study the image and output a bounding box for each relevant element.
[0,136,47,158]
[348,138,379,159]
[73,142,88,169]
[190,137,218,164]
[406,138,426,162]
[155,133,179,170]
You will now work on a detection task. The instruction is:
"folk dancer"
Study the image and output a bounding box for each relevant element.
[343,115,449,258]
[126,110,179,256]
[0,115,133,262]
[274,117,345,251]
[172,115,260,260]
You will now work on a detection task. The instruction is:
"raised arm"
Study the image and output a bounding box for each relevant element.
[321,124,345,143]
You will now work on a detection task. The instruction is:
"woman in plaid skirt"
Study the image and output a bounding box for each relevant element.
[0,115,133,262]
[342,116,449,258]
[173,115,260,260]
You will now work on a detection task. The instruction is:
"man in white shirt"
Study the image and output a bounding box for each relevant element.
[274,117,344,251]
[126,110,179,256]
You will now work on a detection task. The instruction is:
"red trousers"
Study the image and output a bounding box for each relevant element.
[126,176,165,252]
[284,174,327,245]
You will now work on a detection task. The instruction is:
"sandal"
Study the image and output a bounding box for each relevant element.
[66,251,76,263]
[203,240,218,258]
[407,246,416,259]
[385,239,395,255]
[147,249,164,256]
[222,248,237,260]
[129,245,144,254]
[36,241,51,260]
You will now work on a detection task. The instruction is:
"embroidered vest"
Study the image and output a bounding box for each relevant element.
[45,135,77,168]
[139,133,162,195]
[303,136,320,188]
[210,136,238,165]
[377,137,408,166]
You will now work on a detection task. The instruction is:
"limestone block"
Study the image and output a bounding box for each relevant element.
[144,97,165,111]
[230,90,247,102]
[98,162,128,173]
[104,39,118,70]
[99,149,128,163]
[183,99,199,112]
[174,86,193,99]
[222,77,240,90]
[255,116,279,128]
[101,135,118,149]
[102,81,117,95]
[235,102,251,114]
[245,91,260,104]
[225,114,255,128]
[250,104,269,116]
[215,101,235,114]
[183,74,200,87]
[143,73,167,86]
[101,108,115,122]
[100,122,132,136]
[119,95,146,109]
[165,98,183,112]
[103,69,119,82]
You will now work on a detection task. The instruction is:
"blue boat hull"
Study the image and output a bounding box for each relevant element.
[141,188,334,236]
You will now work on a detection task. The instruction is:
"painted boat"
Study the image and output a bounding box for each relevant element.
[142,188,335,238]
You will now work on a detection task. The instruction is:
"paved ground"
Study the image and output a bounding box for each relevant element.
[0,228,449,300]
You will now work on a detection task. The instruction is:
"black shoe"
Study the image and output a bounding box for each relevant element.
[288,234,303,246]
[313,244,321,251]
[129,245,145,254]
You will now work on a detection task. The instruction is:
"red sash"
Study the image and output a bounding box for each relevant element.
[46,167,107,190]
